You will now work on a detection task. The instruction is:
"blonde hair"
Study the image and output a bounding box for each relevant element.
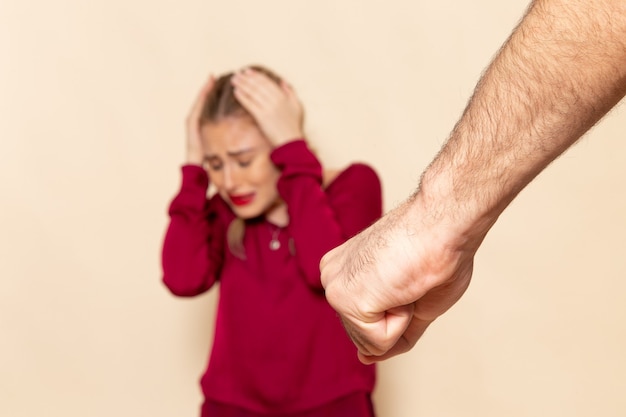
[226,218,247,260]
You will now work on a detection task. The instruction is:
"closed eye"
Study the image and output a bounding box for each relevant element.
[203,156,223,171]
[237,159,252,168]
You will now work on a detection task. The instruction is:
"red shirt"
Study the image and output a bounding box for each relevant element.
[162,140,382,414]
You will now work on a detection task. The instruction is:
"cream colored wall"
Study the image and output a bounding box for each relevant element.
[2,0,625,416]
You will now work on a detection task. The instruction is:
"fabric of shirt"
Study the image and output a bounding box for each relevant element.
[201,392,374,417]
[162,140,382,415]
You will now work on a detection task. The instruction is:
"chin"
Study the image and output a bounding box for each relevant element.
[231,205,263,219]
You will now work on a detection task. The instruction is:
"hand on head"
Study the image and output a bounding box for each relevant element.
[185,74,215,165]
[185,67,304,166]
[231,67,304,147]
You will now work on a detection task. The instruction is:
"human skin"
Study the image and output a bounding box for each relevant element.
[320,0,626,364]
[200,118,283,222]
[185,68,304,226]
[185,68,303,165]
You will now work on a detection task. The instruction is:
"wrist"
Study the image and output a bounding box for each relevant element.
[412,168,497,254]
[272,130,305,147]
[186,150,204,166]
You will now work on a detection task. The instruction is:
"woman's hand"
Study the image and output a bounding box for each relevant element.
[185,75,215,165]
[231,68,304,147]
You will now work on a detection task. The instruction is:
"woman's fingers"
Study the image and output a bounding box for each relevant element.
[188,74,215,122]
[281,80,297,102]
[281,80,305,125]
[232,69,284,112]
[230,67,304,145]
[185,74,215,165]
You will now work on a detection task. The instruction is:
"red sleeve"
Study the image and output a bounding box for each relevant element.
[271,140,383,290]
[161,165,228,297]
[325,163,383,239]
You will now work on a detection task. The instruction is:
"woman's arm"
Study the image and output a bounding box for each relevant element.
[161,165,227,296]
[161,74,228,297]
[272,140,383,289]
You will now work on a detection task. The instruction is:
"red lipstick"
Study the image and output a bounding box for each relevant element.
[229,193,254,206]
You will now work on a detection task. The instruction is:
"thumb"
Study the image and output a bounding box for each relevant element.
[281,80,299,103]
[358,304,414,357]
[281,80,305,125]
[383,304,415,344]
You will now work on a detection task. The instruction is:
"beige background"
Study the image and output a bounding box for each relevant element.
[2,0,625,416]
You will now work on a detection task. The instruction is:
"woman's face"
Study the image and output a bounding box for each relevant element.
[200,117,282,219]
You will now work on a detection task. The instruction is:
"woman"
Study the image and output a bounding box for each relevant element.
[162,65,382,416]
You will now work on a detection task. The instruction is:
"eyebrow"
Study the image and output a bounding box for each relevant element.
[227,148,256,157]
[204,148,257,161]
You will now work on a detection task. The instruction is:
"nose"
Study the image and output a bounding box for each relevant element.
[222,164,238,192]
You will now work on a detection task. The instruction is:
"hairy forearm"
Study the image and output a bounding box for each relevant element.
[417,0,626,247]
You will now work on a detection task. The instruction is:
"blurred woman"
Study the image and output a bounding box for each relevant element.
[161,65,382,417]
